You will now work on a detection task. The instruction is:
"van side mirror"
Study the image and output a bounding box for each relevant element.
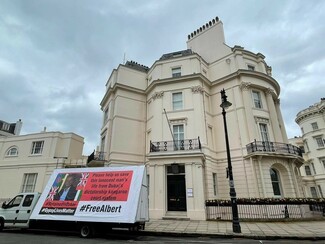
[2,202,7,209]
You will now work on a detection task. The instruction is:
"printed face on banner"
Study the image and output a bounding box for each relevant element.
[39,171,133,215]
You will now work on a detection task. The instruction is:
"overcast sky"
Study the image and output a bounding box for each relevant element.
[1,0,324,155]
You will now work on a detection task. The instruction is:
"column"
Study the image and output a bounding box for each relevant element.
[265,88,282,142]
[240,82,255,142]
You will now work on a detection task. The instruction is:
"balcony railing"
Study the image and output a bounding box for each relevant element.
[246,140,303,157]
[150,137,201,152]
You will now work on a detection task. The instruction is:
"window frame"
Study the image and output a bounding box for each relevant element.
[310,186,318,198]
[172,124,184,150]
[305,165,312,176]
[171,67,181,78]
[6,146,18,157]
[172,92,183,111]
[259,123,270,142]
[212,173,218,196]
[270,168,282,197]
[311,122,319,130]
[21,173,38,193]
[315,136,324,148]
[252,90,263,109]
[31,141,44,155]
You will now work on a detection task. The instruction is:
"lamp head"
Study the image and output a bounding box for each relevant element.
[220,89,232,109]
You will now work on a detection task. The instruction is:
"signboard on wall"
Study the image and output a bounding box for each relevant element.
[30,166,146,223]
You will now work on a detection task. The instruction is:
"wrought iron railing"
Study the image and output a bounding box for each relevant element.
[150,137,201,152]
[206,199,325,220]
[246,140,303,157]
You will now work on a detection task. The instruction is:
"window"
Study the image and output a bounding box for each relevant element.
[212,173,218,196]
[318,185,323,198]
[173,124,184,150]
[22,195,35,207]
[311,162,316,175]
[172,92,183,110]
[305,165,312,176]
[270,168,282,196]
[321,158,325,169]
[315,136,324,148]
[172,67,181,77]
[5,195,23,208]
[259,123,270,142]
[2,122,10,131]
[252,91,262,108]
[6,147,18,156]
[301,127,304,134]
[310,187,318,198]
[311,122,319,130]
[247,65,255,71]
[21,173,37,192]
[31,141,44,154]
[104,107,109,123]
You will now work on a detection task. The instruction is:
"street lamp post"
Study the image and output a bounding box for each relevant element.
[220,88,241,233]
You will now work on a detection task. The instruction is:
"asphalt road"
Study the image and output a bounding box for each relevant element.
[0,229,323,243]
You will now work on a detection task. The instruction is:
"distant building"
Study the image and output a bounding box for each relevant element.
[290,98,325,198]
[0,119,22,136]
[99,17,304,220]
[0,128,86,201]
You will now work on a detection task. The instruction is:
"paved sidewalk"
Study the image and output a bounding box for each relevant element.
[143,219,325,240]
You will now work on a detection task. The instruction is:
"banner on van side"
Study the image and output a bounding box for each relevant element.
[30,166,146,223]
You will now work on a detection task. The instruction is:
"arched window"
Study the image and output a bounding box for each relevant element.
[270,168,282,196]
[6,147,18,156]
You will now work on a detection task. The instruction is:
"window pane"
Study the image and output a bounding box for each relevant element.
[213,173,217,196]
[270,168,281,196]
[259,123,269,142]
[305,166,311,175]
[310,187,318,198]
[315,137,324,148]
[32,141,44,154]
[252,91,262,108]
[22,173,37,192]
[172,67,181,77]
[311,122,318,130]
[172,92,183,110]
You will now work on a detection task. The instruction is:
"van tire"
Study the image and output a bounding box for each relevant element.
[0,218,4,231]
[80,224,93,238]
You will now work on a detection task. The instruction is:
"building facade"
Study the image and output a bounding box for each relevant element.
[99,17,304,220]
[0,128,85,202]
[291,98,325,198]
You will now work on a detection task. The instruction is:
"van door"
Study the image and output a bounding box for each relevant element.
[2,195,24,227]
[15,194,36,227]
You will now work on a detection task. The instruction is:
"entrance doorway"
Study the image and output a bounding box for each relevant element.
[167,164,187,211]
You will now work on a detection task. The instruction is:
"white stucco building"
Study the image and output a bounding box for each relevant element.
[99,17,304,220]
[0,126,86,201]
[290,98,325,198]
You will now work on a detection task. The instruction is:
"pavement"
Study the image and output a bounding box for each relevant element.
[142,219,325,240]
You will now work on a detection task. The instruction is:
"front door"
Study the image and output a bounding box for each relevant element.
[167,172,187,211]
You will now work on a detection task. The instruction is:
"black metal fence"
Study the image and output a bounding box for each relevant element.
[246,140,303,157]
[206,199,325,221]
[150,137,201,152]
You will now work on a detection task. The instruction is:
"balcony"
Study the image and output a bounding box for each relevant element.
[246,140,303,157]
[87,151,107,167]
[150,137,201,153]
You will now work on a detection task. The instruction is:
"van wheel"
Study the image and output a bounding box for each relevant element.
[0,219,4,231]
[80,224,93,238]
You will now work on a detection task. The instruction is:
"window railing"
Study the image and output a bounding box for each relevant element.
[150,137,201,152]
[246,140,303,157]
